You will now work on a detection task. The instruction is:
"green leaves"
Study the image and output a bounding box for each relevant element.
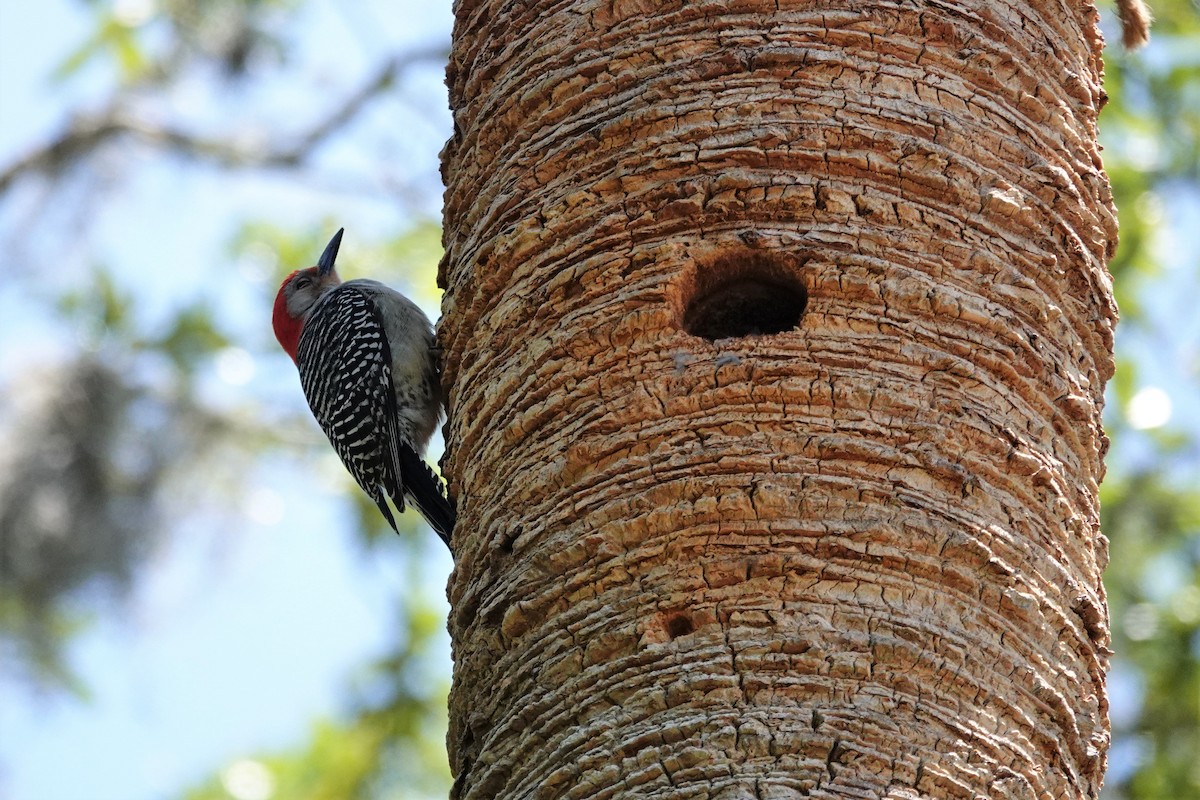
[54,9,152,84]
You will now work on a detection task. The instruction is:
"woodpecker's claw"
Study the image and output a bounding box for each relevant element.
[318,228,344,276]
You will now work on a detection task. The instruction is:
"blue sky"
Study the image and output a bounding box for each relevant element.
[0,2,455,799]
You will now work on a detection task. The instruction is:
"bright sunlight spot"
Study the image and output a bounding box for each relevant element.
[1123,603,1159,642]
[1127,386,1173,430]
[216,347,257,386]
[245,488,285,526]
[220,759,275,800]
[1134,190,1165,226]
[1173,586,1200,625]
[113,0,155,26]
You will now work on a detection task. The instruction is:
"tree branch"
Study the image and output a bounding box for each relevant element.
[0,45,447,194]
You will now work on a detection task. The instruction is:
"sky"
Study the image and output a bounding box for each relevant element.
[0,2,455,799]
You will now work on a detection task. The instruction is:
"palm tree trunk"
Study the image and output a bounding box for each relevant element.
[439,2,1117,798]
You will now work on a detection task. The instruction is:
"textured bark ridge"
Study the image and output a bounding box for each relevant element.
[440,2,1117,798]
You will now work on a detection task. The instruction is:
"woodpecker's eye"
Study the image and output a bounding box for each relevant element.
[293,276,312,289]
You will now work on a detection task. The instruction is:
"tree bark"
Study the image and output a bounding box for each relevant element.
[439,2,1117,798]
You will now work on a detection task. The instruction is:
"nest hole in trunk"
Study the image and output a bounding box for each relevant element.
[679,249,808,340]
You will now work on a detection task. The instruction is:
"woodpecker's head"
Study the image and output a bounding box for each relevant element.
[272,228,345,362]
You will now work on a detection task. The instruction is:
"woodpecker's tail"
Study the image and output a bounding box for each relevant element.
[372,494,400,533]
[396,446,456,547]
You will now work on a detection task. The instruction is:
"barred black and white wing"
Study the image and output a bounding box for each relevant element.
[296,286,454,545]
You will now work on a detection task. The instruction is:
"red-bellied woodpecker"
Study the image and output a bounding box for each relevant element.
[271,228,454,546]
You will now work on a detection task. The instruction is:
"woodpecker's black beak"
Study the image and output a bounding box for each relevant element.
[317,228,344,276]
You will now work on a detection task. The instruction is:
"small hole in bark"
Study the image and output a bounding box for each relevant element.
[562,279,584,300]
[482,600,507,628]
[666,614,694,639]
[679,250,807,340]
[498,525,521,555]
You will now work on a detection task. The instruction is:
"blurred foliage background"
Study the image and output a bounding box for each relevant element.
[0,1,1197,799]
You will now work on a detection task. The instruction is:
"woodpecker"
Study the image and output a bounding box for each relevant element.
[271,228,454,546]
